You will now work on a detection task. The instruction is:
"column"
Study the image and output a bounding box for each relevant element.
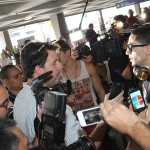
[134,3,141,15]
[50,13,69,41]
[98,10,106,37]
[3,30,13,50]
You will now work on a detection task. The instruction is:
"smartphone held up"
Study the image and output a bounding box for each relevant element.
[109,82,124,100]
[77,106,104,127]
[128,88,146,114]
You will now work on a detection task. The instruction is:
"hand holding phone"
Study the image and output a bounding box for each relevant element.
[128,88,146,114]
[109,82,124,100]
[77,106,104,127]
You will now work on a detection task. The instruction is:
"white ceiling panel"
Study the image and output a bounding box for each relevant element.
[0,0,125,31]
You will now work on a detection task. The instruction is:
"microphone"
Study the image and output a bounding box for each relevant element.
[31,70,53,91]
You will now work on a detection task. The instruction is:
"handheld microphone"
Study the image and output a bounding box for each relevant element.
[31,71,53,92]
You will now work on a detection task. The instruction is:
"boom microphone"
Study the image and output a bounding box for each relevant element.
[31,70,53,91]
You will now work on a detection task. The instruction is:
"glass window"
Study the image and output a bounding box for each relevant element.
[140,1,150,12]
[101,5,136,31]
[65,11,100,32]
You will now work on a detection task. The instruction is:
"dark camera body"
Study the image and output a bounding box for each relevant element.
[76,45,91,60]
[109,82,124,100]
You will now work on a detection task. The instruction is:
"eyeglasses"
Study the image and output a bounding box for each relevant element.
[31,42,53,57]
[0,98,10,109]
[127,44,149,52]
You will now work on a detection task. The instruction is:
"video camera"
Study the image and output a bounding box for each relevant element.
[91,31,131,64]
[76,45,91,60]
[31,71,96,150]
[31,71,72,145]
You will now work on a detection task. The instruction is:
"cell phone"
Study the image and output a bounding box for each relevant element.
[77,106,104,127]
[109,82,124,100]
[129,88,146,114]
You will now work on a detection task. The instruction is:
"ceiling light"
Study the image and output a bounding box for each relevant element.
[24,16,33,21]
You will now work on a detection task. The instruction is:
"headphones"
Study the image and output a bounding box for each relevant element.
[133,66,150,81]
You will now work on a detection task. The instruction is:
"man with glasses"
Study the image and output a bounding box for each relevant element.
[0,65,24,104]
[14,41,106,148]
[0,80,12,118]
[100,25,150,149]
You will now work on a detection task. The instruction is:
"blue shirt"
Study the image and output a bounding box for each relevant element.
[85,29,97,48]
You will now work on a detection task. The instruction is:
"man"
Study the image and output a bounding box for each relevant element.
[126,9,139,26]
[13,41,106,148]
[0,80,12,118]
[56,40,105,116]
[0,65,24,103]
[0,118,32,150]
[100,25,150,150]
[85,23,99,48]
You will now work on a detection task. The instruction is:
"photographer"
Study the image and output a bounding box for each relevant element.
[13,41,107,149]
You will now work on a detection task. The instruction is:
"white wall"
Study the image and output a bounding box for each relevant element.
[0,32,6,53]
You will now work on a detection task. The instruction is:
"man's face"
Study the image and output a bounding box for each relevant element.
[89,25,93,30]
[5,67,24,91]
[0,86,12,118]
[58,51,69,66]
[126,34,148,67]
[40,50,62,88]
[12,127,32,150]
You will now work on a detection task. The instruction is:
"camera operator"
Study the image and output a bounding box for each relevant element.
[85,24,99,49]
[100,25,150,150]
[13,41,107,149]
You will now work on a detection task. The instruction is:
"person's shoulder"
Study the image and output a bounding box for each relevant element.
[85,29,90,34]
[15,83,34,102]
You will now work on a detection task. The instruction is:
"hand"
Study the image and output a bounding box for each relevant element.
[71,49,79,60]
[104,90,124,104]
[128,97,150,125]
[81,55,93,63]
[100,101,141,135]
[138,103,150,125]
[37,102,44,122]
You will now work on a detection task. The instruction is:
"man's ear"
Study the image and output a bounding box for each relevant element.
[2,79,8,86]
[66,50,71,55]
[147,45,150,55]
[35,66,42,75]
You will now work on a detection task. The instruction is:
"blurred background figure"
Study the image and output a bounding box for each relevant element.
[85,23,99,49]
[126,9,139,26]
[142,7,150,22]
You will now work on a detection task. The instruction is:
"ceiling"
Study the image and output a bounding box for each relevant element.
[0,0,125,31]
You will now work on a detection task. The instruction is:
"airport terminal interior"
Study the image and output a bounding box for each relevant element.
[0,0,150,150]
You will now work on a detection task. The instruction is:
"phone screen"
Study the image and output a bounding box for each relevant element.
[130,90,146,113]
[77,106,104,126]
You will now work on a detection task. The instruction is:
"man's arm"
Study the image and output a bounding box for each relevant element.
[89,122,107,149]
[86,62,105,102]
[100,99,150,150]
[86,34,98,42]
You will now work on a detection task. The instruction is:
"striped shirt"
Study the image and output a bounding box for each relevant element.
[14,83,86,145]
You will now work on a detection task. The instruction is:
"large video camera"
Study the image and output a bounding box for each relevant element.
[76,45,91,60]
[31,71,72,145]
[31,71,96,150]
[91,32,131,63]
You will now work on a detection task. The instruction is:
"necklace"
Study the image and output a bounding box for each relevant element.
[63,61,77,87]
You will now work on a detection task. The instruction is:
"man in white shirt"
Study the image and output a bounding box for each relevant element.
[14,41,107,148]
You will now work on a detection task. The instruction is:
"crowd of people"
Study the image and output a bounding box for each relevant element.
[0,7,150,150]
